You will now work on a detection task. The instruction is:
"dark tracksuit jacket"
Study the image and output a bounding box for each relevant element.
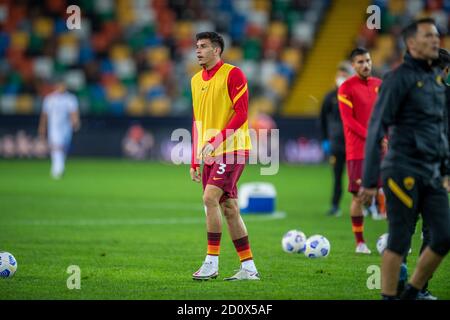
[362,52,449,188]
[320,88,345,155]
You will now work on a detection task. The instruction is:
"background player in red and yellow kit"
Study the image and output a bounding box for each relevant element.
[338,48,382,254]
[190,32,259,281]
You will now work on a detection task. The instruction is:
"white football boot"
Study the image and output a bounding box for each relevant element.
[224,268,260,281]
[417,290,438,300]
[192,261,218,280]
[355,242,372,254]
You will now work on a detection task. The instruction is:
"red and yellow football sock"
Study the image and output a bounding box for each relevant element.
[207,232,221,256]
[351,216,365,244]
[232,235,253,262]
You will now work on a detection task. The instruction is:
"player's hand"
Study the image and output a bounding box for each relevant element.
[381,137,388,154]
[321,140,330,156]
[190,167,201,183]
[443,176,450,192]
[358,187,377,206]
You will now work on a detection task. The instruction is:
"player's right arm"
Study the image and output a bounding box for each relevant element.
[338,83,367,139]
[190,115,201,183]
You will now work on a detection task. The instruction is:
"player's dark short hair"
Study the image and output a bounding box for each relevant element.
[350,48,369,61]
[401,17,437,43]
[196,32,225,55]
[437,48,450,69]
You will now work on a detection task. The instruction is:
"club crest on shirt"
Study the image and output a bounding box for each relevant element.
[416,81,423,88]
[403,177,415,190]
[436,75,443,86]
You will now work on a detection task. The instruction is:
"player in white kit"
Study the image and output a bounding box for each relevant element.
[38,80,80,179]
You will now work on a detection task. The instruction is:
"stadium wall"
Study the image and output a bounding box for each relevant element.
[0,116,323,164]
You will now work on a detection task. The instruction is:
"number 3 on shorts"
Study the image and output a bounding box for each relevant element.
[217,163,226,175]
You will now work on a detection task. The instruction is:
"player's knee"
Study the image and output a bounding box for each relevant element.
[203,194,220,208]
[352,195,363,206]
[222,202,239,219]
[387,230,412,256]
[430,232,450,257]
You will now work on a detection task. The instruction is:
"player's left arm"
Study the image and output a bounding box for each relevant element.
[70,112,80,132]
[38,112,47,140]
[439,85,450,189]
[69,96,81,132]
[203,67,249,154]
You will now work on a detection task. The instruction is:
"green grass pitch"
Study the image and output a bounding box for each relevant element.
[0,159,449,299]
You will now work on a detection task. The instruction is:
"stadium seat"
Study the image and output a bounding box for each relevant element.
[7,0,441,118]
[16,94,34,114]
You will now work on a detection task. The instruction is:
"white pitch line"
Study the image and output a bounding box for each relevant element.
[2,212,286,226]
[0,195,204,211]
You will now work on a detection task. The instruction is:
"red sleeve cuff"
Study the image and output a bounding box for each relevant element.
[191,163,200,169]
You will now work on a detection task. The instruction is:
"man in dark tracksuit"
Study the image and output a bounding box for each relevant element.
[359,18,450,300]
[438,48,450,139]
[409,47,450,300]
[320,62,352,216]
